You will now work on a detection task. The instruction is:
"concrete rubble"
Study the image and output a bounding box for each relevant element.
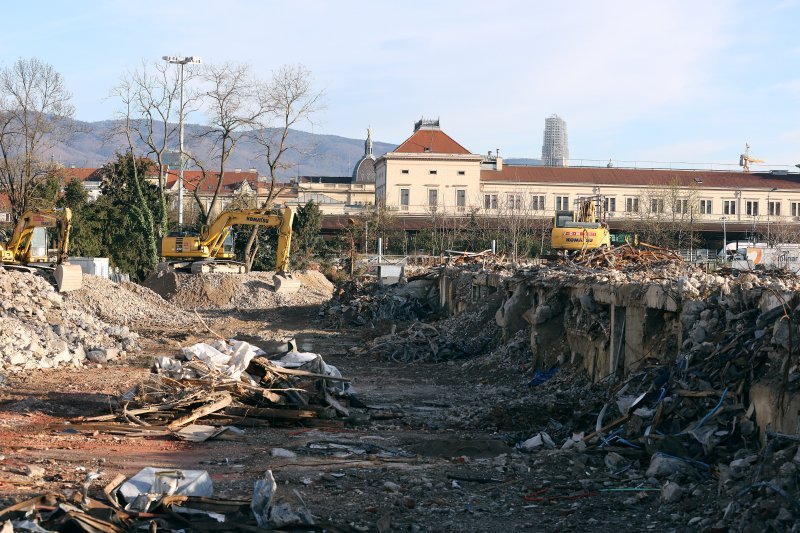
[0,268,139,371]
[3,250,800,531]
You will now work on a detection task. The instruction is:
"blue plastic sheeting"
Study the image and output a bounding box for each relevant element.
[528,366,559,387]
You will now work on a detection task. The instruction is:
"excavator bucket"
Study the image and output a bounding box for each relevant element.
[54,263,83,292]
[273,273,301,295]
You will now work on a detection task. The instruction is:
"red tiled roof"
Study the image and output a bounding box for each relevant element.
[394,128,472,155]
[0,192,9,209]
[62,168,103,181]
[481,166,800,190]
[164,170,260,194]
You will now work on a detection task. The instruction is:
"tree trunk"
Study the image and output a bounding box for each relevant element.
[243,226,259,272]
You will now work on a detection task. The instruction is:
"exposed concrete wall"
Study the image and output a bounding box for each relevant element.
[435,267,800,436]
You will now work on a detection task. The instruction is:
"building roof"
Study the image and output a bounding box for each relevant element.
[481,165,800,190]
[164,169,260,194]
[393,128,472,155]
[62,168,103,182]
[352,156,376,183]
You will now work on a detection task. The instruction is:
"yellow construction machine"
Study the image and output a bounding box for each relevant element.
[550,195,611,252]
[0,208,83,291]
[160,206,300,293]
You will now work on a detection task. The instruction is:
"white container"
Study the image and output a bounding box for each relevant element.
[68,256,110,278]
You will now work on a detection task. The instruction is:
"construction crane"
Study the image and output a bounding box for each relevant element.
[160,206,300,293]
[0,208,83,292]
[739,143,764,173]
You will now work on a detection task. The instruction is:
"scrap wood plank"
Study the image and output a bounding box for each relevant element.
[83,397,203,422]
[252,359,351,382]
[167,392,232,431]
[223,405,318,420]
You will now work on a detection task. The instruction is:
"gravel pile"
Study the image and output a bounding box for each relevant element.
[66,275,195,328]
[144,270,334,310]
[0,269,139,371]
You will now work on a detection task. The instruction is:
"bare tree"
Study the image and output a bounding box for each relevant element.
[243,64,322,272]
[197,62,267,224]
[110,79,159,272]
[121,61,201,236]
[0,58,75,223]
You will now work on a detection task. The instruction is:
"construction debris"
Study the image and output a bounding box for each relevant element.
[570,242,684,271]
[143,269,334,310]
[322,275,440,327]
[77,338,354,433]
[0,268,139,371]
[0,468,346,532]
[66,274,196,328]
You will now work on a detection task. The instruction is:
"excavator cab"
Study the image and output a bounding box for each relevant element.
[550,196,611,252]
[0,209,83,292]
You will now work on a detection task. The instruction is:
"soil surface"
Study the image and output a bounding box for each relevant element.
[0,291,707,532]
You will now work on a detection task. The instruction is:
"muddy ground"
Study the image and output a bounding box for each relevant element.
[0,298,746,532]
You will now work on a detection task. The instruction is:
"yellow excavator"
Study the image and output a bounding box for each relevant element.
[160,206,300,293]
[551,195,611,252]
[0,208,83,291]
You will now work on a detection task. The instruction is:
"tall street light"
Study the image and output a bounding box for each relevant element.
[720,216,728,263]
[163,55,202,227]
[767,187,777,245]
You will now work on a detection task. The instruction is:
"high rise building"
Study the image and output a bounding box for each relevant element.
[542,114,569,167]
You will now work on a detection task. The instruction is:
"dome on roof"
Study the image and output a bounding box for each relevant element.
[351,127,376,183]
[353,155,376,183]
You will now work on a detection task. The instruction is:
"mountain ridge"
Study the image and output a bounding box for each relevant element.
[51,119,540,177]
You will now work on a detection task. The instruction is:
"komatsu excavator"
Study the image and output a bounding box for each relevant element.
[0,208,83,292]
[550,195,611,252]
[160,206,300,294]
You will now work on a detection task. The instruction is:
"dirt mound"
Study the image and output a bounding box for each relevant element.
[144,270,334,310]
[66,275,196,329]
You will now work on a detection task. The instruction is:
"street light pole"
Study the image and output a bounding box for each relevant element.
[163,55,202,228]
[767,187,777,245]
[721,216,727,263]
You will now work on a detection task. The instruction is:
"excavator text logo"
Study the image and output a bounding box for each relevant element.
[246,216,273,224]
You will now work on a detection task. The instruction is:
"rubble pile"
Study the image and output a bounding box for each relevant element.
[570,242,684,271]
[0,468,332,531]
[0,268,139,371]
[80,338,353,433]
[322,274,440,327]
[360,292,503,362]
[494,263,800,528]
[144,270,334,310]
[66,274,196,328]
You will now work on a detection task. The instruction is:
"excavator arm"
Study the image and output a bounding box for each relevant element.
[200,206,294,271]
[2,208,72,264]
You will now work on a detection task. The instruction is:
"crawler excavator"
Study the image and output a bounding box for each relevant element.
[0,208,83,292]
[160,206,301,294]
[550,195,611,252]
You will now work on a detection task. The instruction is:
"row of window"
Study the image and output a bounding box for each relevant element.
[480,194,797,216]
[400,169,467,176]
[399,188,467,210]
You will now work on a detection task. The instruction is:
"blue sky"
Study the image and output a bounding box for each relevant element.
[3,0,800,168]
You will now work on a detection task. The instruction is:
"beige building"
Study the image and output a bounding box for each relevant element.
[375,121,800,232]
[375,119,484,215]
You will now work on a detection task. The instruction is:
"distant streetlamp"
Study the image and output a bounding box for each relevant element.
[767,187,777,245]
[163,55,202,227]
[720,216,728,262]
